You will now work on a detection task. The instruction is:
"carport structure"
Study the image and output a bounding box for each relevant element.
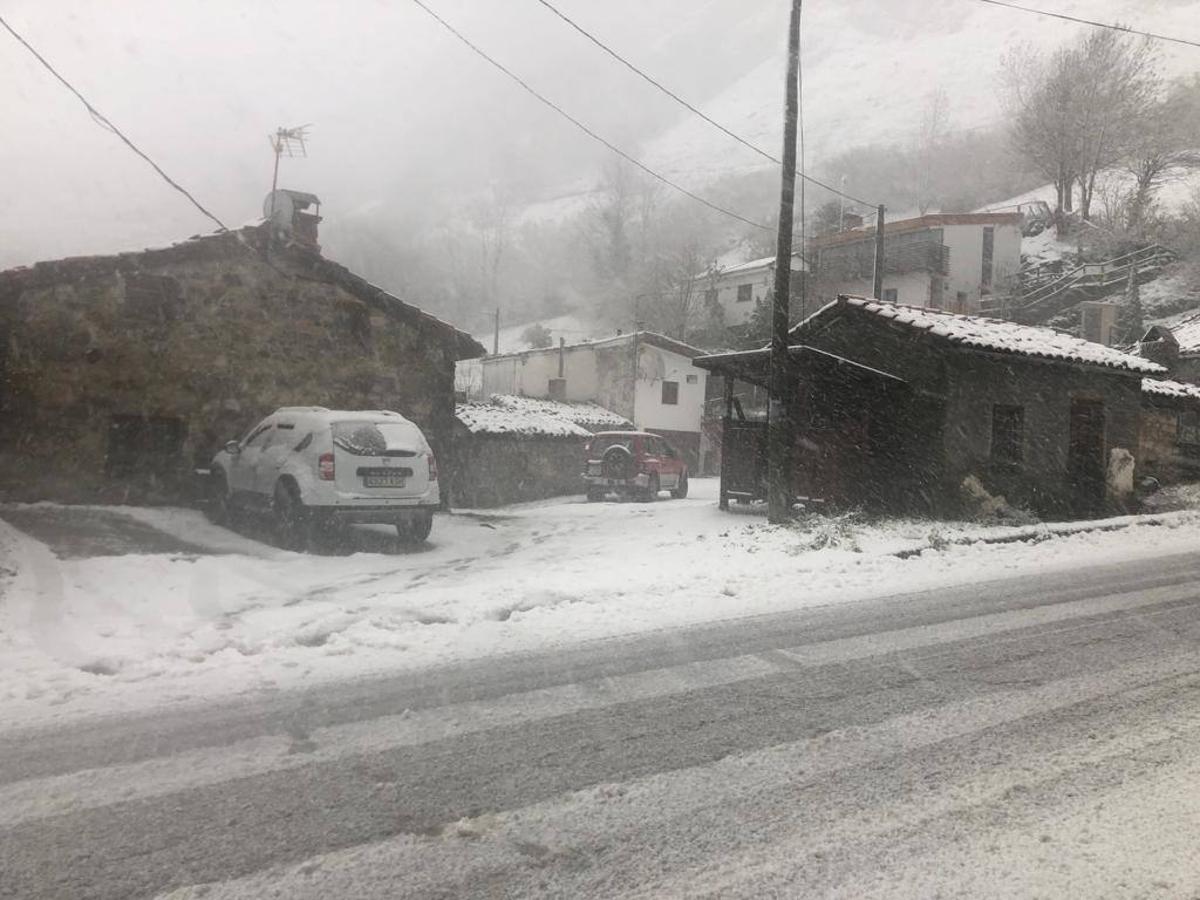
[693,343,938,512]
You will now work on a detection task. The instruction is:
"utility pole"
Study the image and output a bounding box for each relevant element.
[872,204,886,300]
[492,307,500,355]
[767,0,802,525]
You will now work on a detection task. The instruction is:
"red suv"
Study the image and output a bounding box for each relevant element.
[583,431,689,502]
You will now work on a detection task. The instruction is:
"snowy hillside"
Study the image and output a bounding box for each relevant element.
[641,0,1200,202]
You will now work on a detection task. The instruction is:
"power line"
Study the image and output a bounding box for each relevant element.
[0,14,228,231]
[410,0,771,231]
[531,0,876,210]
[974,0,1200,49]
[413,3,774,232]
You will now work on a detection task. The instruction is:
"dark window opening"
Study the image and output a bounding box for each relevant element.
[737,284,753,303]
[991,404,1024,469]
[1179,410,1200,447]
[882,288,898,303]
[106,415,186,479]
[661,381,679,405]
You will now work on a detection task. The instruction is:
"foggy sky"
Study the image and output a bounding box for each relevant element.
[3,0,1199,270]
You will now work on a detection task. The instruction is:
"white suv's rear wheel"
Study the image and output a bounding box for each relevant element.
[273,482,308,551]
[397,509,433,544]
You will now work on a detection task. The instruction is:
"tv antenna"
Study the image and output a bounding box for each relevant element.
[268,125,310,219]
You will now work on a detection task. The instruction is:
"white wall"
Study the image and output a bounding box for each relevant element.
[480,345,602,401]
[942,223,1022,312]
[633,344,706,434]
[828,271,932,307]
[478,336,706,435]
[710,264,772,325]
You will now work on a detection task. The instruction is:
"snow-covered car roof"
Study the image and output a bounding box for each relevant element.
[797,296,1165,375]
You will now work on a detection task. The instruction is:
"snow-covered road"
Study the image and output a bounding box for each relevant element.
[6,480,1200,728]
[4,547,1200,898]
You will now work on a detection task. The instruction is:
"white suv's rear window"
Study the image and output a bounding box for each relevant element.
[332,421,423,456]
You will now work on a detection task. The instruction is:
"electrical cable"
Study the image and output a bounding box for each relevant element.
[409,0,772,231]
[531,0,876,209]
[974,0,1200,49]
[0,14,228,231]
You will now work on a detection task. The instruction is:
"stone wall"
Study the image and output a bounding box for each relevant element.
[0,233,464,504]
[941,354,1142,516]
[452,431,587,508]
[1138,403,1200,485]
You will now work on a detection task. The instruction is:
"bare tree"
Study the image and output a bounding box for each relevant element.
[1004,32,1160,232]
[1123,77,1200,233]
[1071,31,1160,223]
[911,89,950,215]
[1003,44,1079,229]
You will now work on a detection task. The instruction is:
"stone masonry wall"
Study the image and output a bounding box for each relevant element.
[0,241,459,504]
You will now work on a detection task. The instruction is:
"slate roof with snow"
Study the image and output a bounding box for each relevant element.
[1165,313,1200,356]
[1141,378,1200,401]
[805,296,1165,375]
[455,395,633,438]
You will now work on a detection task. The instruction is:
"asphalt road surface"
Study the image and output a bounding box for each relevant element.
[4,551,1200,898]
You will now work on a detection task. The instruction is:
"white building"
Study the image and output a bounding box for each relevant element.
[810,213,1022,313]
[475,331,709,467]
[700,252,807,327]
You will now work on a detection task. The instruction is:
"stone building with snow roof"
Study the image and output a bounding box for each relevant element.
[1136,318,1200,384]
[0,218,485,504]
[695,296,1165,518]
[1139,377,1200,485]
[452,395,633,507]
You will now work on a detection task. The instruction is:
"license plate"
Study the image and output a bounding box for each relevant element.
[364,474,406,488]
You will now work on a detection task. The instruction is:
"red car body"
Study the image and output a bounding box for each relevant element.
[582,431,689,501]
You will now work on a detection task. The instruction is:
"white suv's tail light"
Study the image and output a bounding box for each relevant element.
[318,452,335,481]
[427,452,438,481]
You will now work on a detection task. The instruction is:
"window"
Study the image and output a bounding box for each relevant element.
[1179,410,1200,446]
[333,420,423,456]
[661,381,679,405]
[982,225,995,287]
[243,422,273,447]
[882,288,898,303]
[686,374,698,384]
[991,404,1024,469]
[737,284,753,303]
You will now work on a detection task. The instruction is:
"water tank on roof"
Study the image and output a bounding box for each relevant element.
[263,189,322,250]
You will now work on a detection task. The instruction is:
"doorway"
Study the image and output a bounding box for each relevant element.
[1067,398,1105,512]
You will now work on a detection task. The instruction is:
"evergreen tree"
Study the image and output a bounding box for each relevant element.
[1116,263,1144,345]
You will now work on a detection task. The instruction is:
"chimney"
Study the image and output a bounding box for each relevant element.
[263,189,322,251]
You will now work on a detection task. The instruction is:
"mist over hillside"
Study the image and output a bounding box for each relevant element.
[4,0,1200,336]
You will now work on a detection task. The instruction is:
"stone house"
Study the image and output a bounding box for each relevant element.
[810,213,1022,314]
[452,395,633,508]
[1136,320,1200,384]
[1138,377,1200,485]
[0,221,484,504]
[474,331,709,470]
[695,296,1164,518]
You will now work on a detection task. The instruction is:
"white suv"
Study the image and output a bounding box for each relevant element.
[209,407,440,548]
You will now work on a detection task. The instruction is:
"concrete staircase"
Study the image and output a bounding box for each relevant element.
[980,244,1176,324]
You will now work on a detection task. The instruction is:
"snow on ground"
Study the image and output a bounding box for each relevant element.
[5,479,1200,728]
